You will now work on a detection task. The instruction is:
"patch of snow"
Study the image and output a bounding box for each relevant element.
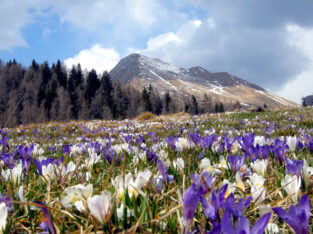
[149,70,178,91]
[208,84,228,95]
[139,55,182,74]
[178,79,190,86]
[254,90,289,106]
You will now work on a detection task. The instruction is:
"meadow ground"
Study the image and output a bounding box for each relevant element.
[0,107,313,233]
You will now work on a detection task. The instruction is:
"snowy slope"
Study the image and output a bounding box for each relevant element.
[109,53,298,109]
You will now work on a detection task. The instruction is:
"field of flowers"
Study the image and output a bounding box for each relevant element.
[0,107,313,233]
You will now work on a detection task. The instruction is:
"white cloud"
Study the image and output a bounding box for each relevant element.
[64,44,120,73]
[135,14,313,104]
[0,1,30,50]
[145,32,183,51]
[275,24,313,103]
[275,70,313,104]
[137,19,205,65]
[52,0,166,31]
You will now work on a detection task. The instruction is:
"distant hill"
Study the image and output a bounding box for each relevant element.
[110,53,298,109]
[302,95,313,106]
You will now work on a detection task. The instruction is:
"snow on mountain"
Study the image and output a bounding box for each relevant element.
[109,53,298,109]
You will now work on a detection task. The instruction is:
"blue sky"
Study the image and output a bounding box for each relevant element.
[1,0,313,103]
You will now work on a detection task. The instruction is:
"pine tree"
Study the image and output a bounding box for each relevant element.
[84,69,100,105]
[52,60,67,88]
[191,95,199,115]
[142,87,152,112]
[165,92,171,113]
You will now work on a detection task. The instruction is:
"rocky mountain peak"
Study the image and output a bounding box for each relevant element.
[109,53,298,109]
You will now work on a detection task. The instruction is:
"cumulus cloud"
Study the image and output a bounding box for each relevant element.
[64,44,120,73]
[51,0,175,32]
[276,24,313,103]
[0,1,30,50]
[135,1,313,104]
[0,0,185,51]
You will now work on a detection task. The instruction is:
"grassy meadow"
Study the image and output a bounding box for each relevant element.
[0,107,312,233]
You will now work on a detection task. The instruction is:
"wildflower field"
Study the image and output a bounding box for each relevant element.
[1,107,313,233]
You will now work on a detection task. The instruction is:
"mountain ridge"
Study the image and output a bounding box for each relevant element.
[109,53,298,109]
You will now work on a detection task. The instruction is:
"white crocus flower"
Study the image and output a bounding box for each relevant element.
[265,223,279,234]
[173,158,184,173]
[235,172,245,192]
[222,179,236,198]
[114,169,152,201]
[0,203,8,233]
[116,203,134,220]
[286,136,297,152]
[113,143,129,155]
[132,152,146,164]
[199,158,221,175]
[61,161,76,177]
[61,184,93,212]
[70,145,84,155]
[259,205,279,233]
[87,190,112,224]
[158,150,168,161]
[175,137,194,152]
[41,163,55,181]
[33,145,44,155]
[281,174,301,202]
[250,159,268,177]
[217,155,228,169]
[231,140,241,154]
[303,158,313,189]
[248,173,266,204]
[254,136,266,146]
[84,152,101,170]
[1,163,23,185]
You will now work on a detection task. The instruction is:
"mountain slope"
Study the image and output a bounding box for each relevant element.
[110,53,298,109]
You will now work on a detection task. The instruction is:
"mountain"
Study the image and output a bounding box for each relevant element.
[302,95,313,106]
[110,53,298,109]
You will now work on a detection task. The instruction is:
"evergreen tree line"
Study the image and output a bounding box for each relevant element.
[0,59,230,127]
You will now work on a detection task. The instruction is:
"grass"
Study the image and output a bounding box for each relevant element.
[0,107,313,233]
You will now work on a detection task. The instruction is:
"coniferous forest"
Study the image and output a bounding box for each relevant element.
[0,59,223,127]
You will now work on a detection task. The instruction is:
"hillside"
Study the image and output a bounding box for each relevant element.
[110,53,298,109]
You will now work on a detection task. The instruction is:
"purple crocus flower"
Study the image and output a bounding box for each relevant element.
[188,132,200,145]
[136,135,145,145]
[204,184,228,222]
[285,157,303,177]
[62,145,71,155]
[273,194,310,234]
[17,145,34,174]
[271,139,289,164]
[33,158,60,176]
[165,135,179,150]
[220,135,232,153]
[245,145,261,162]
[0,152,15,169]
[0,135,9,150]
[156,159,174,186]
[149,132,158,143]
[146,150,157,162]
[228,155,250,176]
[221,212,271,234]
[239,133,255,153]
[221,193,252,221]
[123,135,133,144]
[0,193,13,212]
[33,201,55,234]
[307,136,313,153]
[103,148,122,164]
[200,134,216,152]
[260,145,269,159]
[183,172,215,233]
